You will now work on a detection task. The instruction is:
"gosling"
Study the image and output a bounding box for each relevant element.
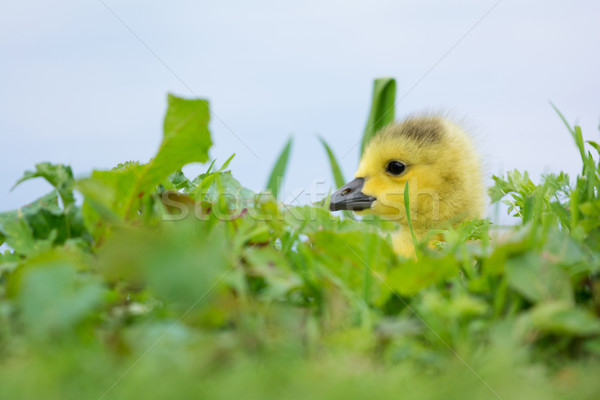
[329,115,486,257]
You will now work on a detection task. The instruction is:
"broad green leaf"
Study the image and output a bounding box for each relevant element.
[505,252,572,303]
[123,94,212,216]
[529,301,600,336]
[360,78,396,156]
[144,228,228,307]
[0,191,61,230]
[98,222,229,308]
[1,217,39,256]
[0,250,19,275]
[543,230,592,277]
[385,255,459,296]
[12,163,75,209]
[266,137,293,199]
[244,246,302,301]
[15,260,104,338]
[203,171,254,212]
[78,95,212,223]
[0,191,82,255]
[419,290,488,321]
[77,163,145,231]
[318,136,345,188]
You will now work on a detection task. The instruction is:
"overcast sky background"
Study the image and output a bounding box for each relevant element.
[1,0,599,221]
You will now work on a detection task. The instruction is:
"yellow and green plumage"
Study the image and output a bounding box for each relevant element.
[330,115,486,257]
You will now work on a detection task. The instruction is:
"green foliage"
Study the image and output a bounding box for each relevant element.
[317,77,396,200]
[318,135,346,188]
[1,97,600,399]
[77,94,212,226]
[266,137,293,199]
[490,106,600,249]
[13,162,76,208]
[141,94,212,194]
[15,259,105,340]
[1,166,86,254]
[403,180,419,256]
[360,77,396,156]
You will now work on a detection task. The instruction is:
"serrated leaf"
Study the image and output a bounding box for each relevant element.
[204,171,254,212]
[78,95,212,224]
[78,163,145,224]
[1,217,38,255]
[0,191,79,255]
[123,94,212,217]
[12,163,75,209]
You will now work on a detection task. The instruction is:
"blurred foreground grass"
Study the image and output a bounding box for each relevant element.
[1,93,600,399]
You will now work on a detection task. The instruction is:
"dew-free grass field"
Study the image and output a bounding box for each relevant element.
[1,80,600,400]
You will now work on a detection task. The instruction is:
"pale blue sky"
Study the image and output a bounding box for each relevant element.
[1,0,599,215]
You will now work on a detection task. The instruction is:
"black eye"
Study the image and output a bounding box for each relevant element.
[386,161,406,175]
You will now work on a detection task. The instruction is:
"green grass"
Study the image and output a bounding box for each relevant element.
[361,77,396,156]
[0,86,600,400]
[265,136,293,199]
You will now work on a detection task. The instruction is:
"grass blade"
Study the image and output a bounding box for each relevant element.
[204,159,217,175]
[404,180,419,258]
[266,137,293,199]
[574,125,587,164]
[319,137,352,218]
[318,136,346,188]
[550,102,585,161]
[550,102,575,135]
[217,153,235,172]
[191,154,236,201]
[587,140,600,156]
[360,78,396,157]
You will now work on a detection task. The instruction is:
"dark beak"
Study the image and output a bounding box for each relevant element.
[329,178,376,211]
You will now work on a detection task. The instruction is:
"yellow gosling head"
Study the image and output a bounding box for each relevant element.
[330,115,486,233]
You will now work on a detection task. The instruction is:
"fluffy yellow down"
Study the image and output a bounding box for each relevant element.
[354,116,486,257]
